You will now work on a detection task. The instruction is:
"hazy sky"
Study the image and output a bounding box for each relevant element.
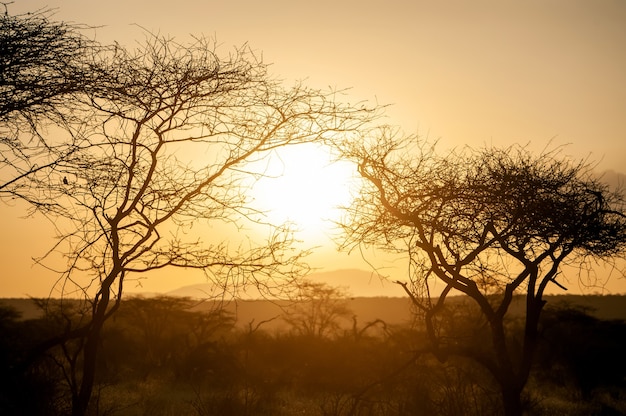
[2,0,626,297]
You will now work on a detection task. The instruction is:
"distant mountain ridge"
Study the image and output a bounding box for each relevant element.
[164,268,407,299]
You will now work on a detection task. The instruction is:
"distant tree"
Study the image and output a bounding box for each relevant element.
[11,28,380,415]
[107,296,235,380]
[0,7,99,204]
[283,280,353,338]
[336,130,626,416]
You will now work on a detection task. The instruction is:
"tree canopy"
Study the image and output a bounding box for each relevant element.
[0,7,96,124]
[0,9,381,415]
[0,8,100,204]
[336,130,626,415]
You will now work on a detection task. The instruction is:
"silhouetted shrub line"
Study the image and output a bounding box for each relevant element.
[1,295,625,415]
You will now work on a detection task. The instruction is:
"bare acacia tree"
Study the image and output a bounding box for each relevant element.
[15,32,380,415]
[337,130,626,416]
[283,280,353,338]
[0,7,100,204]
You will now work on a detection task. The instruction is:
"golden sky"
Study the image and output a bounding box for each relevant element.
[2,0,625,297]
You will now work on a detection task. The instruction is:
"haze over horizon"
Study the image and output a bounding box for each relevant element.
[1,0,625,298]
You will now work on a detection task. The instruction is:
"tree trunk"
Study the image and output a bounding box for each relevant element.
[489,315,525,416]
[71,327,99,416]
[72,296,109,416]
[501,383,523,416]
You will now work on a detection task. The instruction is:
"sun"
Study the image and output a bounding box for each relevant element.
[248,143,357,240]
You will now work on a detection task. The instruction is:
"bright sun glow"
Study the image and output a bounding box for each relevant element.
[249,143,357,240]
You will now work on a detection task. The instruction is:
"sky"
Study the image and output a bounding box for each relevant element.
[2,0,626,297]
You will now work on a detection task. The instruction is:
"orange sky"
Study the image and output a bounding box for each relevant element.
[2,0,626,297]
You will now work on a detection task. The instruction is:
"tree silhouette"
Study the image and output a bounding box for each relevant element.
[0,7,97,123]
[11,29,380,415]
[337,130,626,416]
[0,7,100,206]
[283,280,353,338]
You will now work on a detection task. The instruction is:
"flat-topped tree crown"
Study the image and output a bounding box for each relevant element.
[336,131,626,416]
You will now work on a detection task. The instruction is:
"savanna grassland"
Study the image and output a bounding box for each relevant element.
[1,294,625,415]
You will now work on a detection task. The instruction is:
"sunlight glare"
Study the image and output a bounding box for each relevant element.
[249,143,357,241]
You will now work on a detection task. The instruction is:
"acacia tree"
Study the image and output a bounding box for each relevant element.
[0,7,98,203]
[283,280,353,338]
[337,130,626,416]
[14,31,379,415]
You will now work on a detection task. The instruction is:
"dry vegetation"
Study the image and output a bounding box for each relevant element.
[1,294,625,415]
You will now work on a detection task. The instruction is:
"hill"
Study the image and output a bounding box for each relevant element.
[162,268,407,299]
